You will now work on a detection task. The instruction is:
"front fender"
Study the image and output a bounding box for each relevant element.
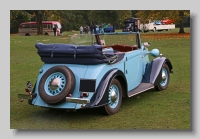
[142,57,173,84]
[85,69,127,108]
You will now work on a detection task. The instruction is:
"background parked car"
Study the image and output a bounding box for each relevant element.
[153,20,162,25]
[161,19,174,25]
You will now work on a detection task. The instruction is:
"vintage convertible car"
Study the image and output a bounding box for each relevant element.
[18,31,173,115]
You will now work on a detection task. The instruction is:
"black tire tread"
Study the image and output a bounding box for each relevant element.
[155,63,170,91]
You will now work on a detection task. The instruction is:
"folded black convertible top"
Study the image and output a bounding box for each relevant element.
[35,43,119,65]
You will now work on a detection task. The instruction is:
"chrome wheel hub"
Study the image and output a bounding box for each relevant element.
[162,71,166,82]
[50,78,60,90]
[110,90,117,102]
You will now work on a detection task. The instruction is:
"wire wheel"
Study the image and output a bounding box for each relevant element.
[155,63,170,91]
[104,78,122,115]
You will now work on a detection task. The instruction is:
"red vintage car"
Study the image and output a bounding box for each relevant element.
[161,19,174,25]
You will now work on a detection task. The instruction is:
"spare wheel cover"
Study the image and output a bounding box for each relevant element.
[39,66,75,104]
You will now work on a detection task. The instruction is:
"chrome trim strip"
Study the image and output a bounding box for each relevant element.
[66,97,90,104]
[128,86,154,97]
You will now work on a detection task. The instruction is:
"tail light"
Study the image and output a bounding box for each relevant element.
[25,88,31,94]
[25,81,32,95]
[19,98,24,102]
[25,88,31,92]
[67,94,72,97]
[80,92,89,98]
[81,104,85,109]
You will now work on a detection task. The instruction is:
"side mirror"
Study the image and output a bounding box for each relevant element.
[150,49,160,57]
[143,42,150,47]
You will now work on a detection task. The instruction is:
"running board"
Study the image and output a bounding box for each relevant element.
[128,83,154,97]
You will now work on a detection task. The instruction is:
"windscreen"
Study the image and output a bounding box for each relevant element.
[99,33,138,46]
[66,33,139,47]
[66,34,94,46]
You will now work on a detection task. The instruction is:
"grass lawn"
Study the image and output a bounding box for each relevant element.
[10,27,190,130]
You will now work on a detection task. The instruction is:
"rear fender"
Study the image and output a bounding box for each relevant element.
[85,69,127,108]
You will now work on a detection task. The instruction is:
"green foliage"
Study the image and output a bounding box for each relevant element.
[136,10,190,22]
[10,10,190,34]
[56,10,88,31]
[10,10,31,29]
[88,10,132,28]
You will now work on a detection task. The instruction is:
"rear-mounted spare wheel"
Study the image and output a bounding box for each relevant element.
[39,66,75,104]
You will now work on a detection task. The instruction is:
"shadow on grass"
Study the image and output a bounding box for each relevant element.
[30,88,159,118]
[121,88,159,105]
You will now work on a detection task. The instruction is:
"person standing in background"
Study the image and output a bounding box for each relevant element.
[57,28,60,36]
[93,23,97,34]
[60,26,63,36]
[90,23,93,34]
[87,26,90,34]
[53,25,57,36]
[80,26,83,34]
[84,26,88,34]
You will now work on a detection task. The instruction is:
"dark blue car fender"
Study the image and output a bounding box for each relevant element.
[142,57,173,85]
[85,68,127,108]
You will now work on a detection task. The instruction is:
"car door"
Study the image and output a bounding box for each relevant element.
[124,34,145,91]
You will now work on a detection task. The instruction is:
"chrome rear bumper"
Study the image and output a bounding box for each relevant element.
[18,94,90,104]
[66,97,90,104]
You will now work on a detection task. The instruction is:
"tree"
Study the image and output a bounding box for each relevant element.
[69,10,90,30]
[59,10,76,31]
[135,10,190,33]
[25,10,60,35]
[10,10,31,31]
[35,10,45,35]
[88,10,132,29]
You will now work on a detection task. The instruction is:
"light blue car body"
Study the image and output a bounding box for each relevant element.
[32,44,148,109]
[18,32,173,115]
